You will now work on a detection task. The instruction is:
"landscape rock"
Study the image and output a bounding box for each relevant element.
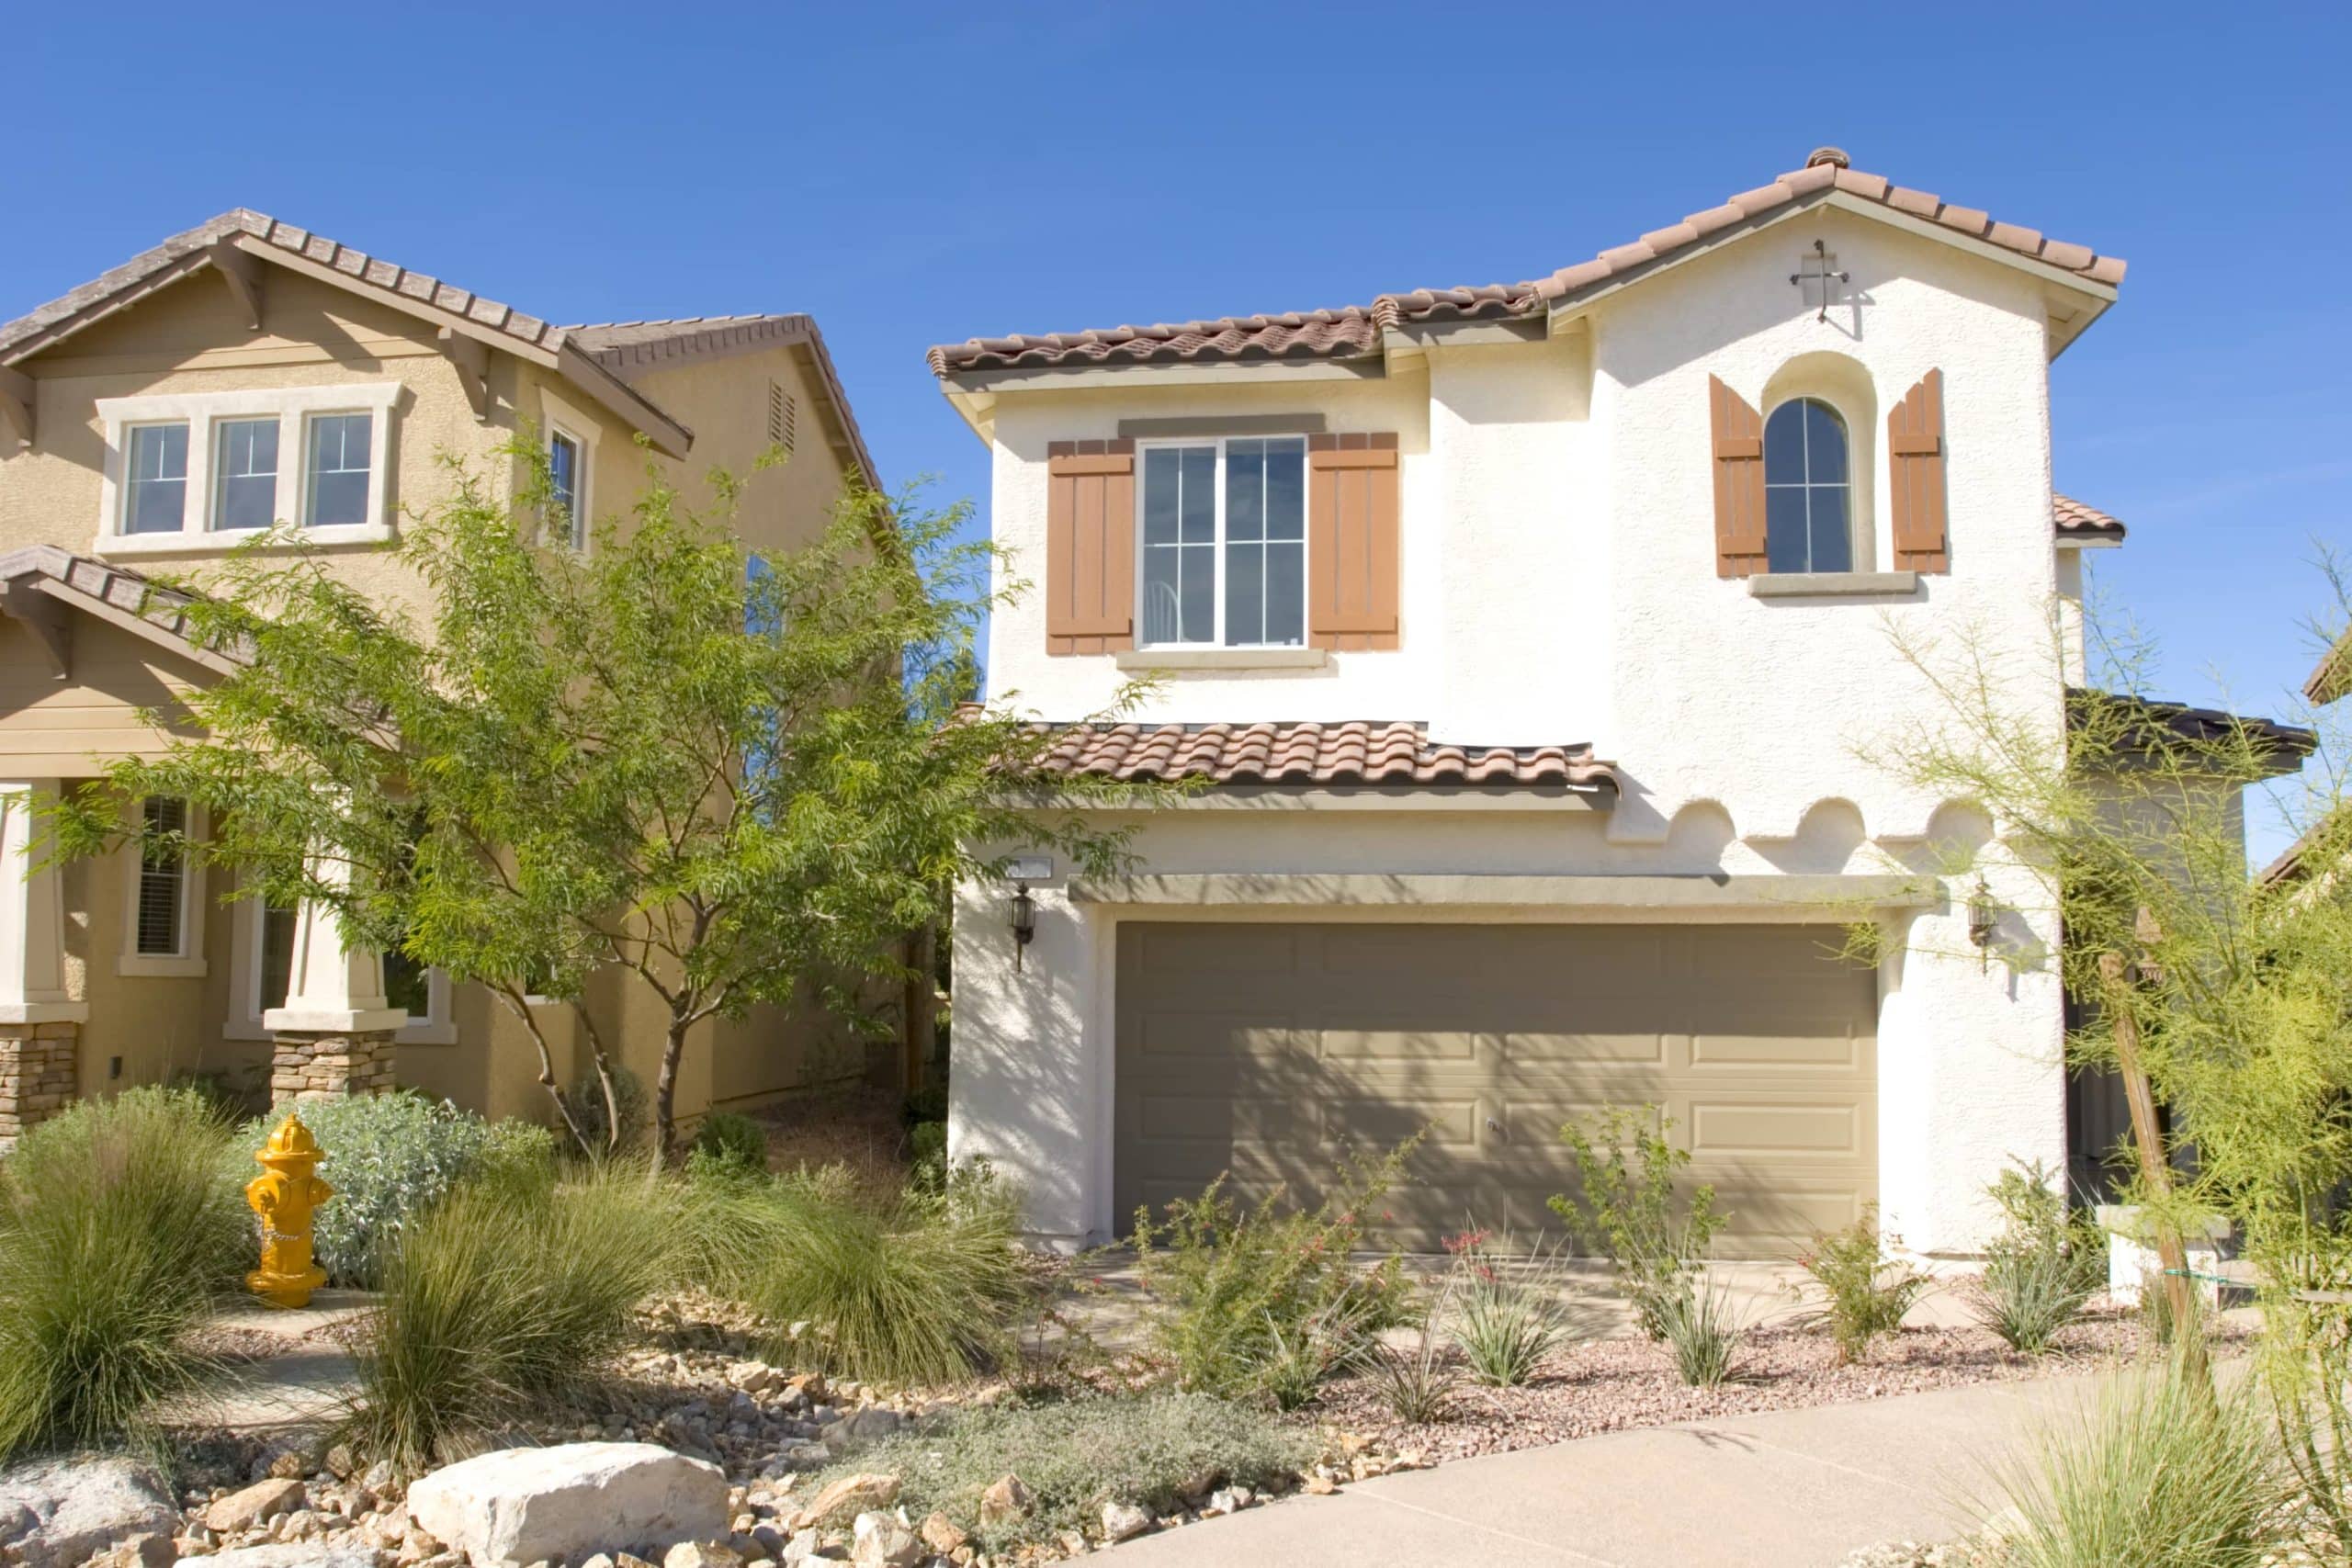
[849,1512,921,1567]
[208,1478,310,1534]
[82,1532,170,1568]
[1100,1502,1151,1543]
[976,1476,1030,1527]
[816,1411,901,1450]
[793,1473,898,1530]
[198,1545,382,1568]
[917,1513,967,1554]
[406,1443,727,1567]
[0,1454,177,1568]
[662,1540,746,1568]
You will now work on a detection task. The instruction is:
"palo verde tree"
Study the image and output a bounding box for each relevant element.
[1857,584,2352,1529]
[48,439,1147,1156]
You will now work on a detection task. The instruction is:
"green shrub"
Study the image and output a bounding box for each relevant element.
[698,1163,1029,1385]
[1549,1107,1724,1341]
[1984,1365,2284,1567]
[810,1393,1311,1551]
[1972,1163,2103,1355]
[686,1111,769,1179]
[1447,1228,1572,1387]
[909,1120,948,1191]
[248,1092,513,1287]
[1792,1206,1932,1363]
[345,1161,677,1471]
[1132,1143,1416,1406]
[560,1066,649,1157]
[1655,1271,1746,1388]
[0,1088,248,1459]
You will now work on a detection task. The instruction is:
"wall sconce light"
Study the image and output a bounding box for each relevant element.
[1010,880,1036,970]
[1967,879,1998,970]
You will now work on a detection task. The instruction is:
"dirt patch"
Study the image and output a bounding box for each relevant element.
[746,1088,910,1196]
[1303,1309,2249,1464]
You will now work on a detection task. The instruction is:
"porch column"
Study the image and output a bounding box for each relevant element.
[0,783,85,1145]
[263,856,406,1106]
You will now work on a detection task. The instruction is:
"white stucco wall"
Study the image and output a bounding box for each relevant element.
[953,209,2077,1257]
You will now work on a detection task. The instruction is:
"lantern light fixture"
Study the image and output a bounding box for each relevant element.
[1010,880,1036,969]
[1967,879,1998,969]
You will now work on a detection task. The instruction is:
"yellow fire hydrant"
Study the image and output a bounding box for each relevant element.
[246,1112,333,1308]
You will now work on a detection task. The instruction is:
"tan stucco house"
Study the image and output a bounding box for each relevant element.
[0,209,886,1137]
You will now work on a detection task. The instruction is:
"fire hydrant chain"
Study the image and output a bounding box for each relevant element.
[246,1111,334,1308]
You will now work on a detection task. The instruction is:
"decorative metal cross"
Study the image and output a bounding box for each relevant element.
[1790,239,1849,321]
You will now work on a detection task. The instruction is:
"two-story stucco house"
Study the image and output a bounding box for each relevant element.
[0,210,885,1137]
[928,148,2282,1259]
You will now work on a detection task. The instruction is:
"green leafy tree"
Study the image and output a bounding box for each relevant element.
[48,440,1147,1156]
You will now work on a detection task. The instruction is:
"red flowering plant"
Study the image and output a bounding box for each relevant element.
[1130,1136,1422,1409]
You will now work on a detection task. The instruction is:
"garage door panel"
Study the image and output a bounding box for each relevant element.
[1115,921,1874,1258]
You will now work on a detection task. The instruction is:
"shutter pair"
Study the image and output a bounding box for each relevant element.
[1044,434,1400,654]
[1708,371,1950,577]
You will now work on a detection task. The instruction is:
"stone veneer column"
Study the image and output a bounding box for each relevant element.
[0,783,85,1145]
[263,857,406,1107]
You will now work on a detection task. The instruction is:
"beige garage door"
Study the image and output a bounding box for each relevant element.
[1114,921,1877,1257]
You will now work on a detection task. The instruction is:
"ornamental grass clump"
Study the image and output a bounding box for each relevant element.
[1447,1227,1574,1387]
[809,1393,1312,1551]
[0,1087,248,1460]
[1132,1141,1418,1408]
[1655,1270,1747,1388]
[695,1162,1031,1386]
[1970,1164,2104,1355]
[1792,1206,1932,1363]
[1984,1362,2285,1568]
[345,1160,675,1471]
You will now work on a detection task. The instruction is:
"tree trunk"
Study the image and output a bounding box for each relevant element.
[2099,948,2211,1392]
[653,1013,688,1167]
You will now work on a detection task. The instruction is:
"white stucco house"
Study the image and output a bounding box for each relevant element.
[927,148,2291,1258]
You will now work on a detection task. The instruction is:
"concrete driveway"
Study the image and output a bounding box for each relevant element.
[1106,1372,2098,1568]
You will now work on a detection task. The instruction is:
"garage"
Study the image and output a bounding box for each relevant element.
[1114,920,1878,1256]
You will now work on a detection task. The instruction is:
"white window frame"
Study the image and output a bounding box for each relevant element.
[93,383,401,556]
[117,799,207,978]
[1132,434,1309,650]
[538,388,600,553]
[225,874,454,1045]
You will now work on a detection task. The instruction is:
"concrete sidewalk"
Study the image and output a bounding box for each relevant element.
[1108,1374,2098,1568]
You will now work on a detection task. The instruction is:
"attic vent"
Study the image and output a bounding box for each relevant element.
[767,380,797,454]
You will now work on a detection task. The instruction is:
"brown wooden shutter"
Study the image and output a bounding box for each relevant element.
[1045,439,1135,655]
[1306,433,1400,650]
[1708,376,1768,578]
[1888,369,1949,573]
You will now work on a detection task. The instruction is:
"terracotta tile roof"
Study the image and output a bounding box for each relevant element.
[2052,494,2127,542]
[2071,688,2314,774]
[929,149,2124,377]
[0,544,247,671]
[1019,719,1617,791]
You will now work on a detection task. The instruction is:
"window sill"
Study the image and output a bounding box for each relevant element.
[1747,570,1921,600]
[1114,648,1330,672]
[117,955,207,979]
[94,523,395,557]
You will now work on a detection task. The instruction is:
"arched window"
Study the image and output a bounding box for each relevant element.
[1763,398,1851,574]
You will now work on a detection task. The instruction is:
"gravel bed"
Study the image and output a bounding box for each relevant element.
[1305,1308,2244,1464]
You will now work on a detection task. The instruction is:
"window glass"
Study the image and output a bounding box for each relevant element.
[259,899,298,1011]
[305,413,372,526]
[548,430,583,546]
[123,423,190,534]
[212,418,280,531]
[385,949,431,1016]
[1223,438,1306,646]
[134,796,186,956]
[1141,446,1216,644]
[1762,399,1852,574]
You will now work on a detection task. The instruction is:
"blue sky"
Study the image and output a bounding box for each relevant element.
[7,1,2347,859]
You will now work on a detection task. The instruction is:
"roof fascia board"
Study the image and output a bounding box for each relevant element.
[549,342,693,458]
[0,251,215,367]
[2055,534,2124,550]
[1544,191,2118,347]
[939,385,994,446]
[28,575,242,680]
[1068,871,1938,911]
[944,357,1387,395]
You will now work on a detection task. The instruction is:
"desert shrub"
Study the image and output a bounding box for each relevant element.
[699,1162,1029,1385]
[909,1121,949,1191]
[1131,1142,1417,1406]
[810,1393,1311,1551]
[1655,1271,1746,1388]
[1549,1106,1723,1341]
[1984,1364,2284,1568]
[345,1161,676,1470]
[1792,1206,1931,1363]
[0,1088,248,1458]
[686,1111,769,1180]
[1971,1164,2104,1355]
[1447,1226,1573,1387]
[560,1065,650,1157]
[248,1092,513,1287]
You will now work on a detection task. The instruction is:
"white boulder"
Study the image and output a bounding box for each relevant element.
[197,1545,379,1568]
[406,1442,728,1567]
[0,1455,177,1568]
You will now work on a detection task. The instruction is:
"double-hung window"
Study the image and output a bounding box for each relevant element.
[122,423,190,534]
[119,795,207,977]
[1137,436,1306,648]
[212,418,280,531]
[548,428,585,547]
[305,413,374,527]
